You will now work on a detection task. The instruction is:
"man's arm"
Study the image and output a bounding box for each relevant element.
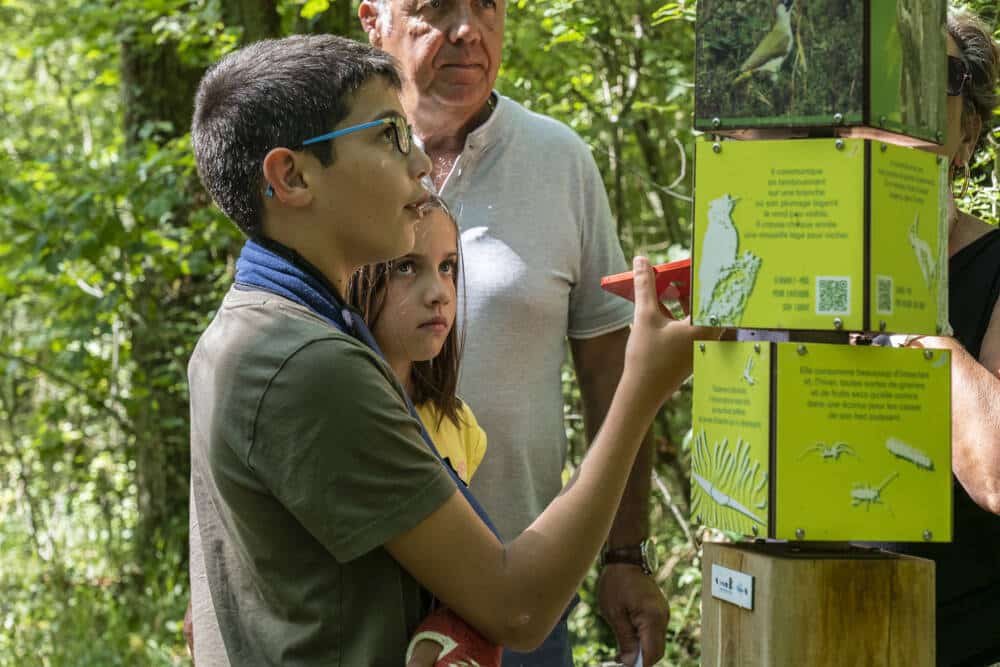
[570,328,669,667]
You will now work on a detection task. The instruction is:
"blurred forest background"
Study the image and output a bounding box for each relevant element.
[1,1,997,664]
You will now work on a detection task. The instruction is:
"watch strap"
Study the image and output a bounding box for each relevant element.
[602,545,651,574]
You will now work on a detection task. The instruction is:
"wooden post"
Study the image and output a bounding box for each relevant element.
[701,542,934,666]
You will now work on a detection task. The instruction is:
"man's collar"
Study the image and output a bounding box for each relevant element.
[414,90,507,156]
[463,90,505,152]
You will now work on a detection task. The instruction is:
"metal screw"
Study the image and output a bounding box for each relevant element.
[751,525,759,536]
[699,343,706,352]
[795,528,805,540]
[833,112,844,125]
[797,344,808,356]
[710,316,719,326]
[712,117,722,129]
[753,343,761,354]
[880,143,888,153]
[833,317,843,330]
[879,320,887,332]
[835,139,845,151]
[924,349,933,360]
[923,530,933,541]
[712,142,722,154]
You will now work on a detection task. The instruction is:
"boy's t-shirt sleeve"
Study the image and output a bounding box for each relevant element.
[248,337,456,563]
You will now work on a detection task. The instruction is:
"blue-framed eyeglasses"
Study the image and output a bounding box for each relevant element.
[300,115,412,154]
[265,116,413,198]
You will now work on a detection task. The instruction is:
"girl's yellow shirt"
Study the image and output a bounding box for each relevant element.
[415,401,487,485]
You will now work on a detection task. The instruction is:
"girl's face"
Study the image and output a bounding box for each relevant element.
[373,208,458,368]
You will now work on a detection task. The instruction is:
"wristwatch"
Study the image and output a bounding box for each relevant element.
[600,540,658,576]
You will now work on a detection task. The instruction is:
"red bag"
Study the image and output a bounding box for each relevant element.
[405,606,502,667]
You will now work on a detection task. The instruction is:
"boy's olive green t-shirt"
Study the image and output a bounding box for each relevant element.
[189,287,456,665]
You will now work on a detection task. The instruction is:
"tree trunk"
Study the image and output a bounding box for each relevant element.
[119,1,285,570]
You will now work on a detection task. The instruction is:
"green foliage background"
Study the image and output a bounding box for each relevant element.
[0,0,996,665]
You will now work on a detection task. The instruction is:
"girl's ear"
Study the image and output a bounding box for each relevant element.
[262,148,312,207]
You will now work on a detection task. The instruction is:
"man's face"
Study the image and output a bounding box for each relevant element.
[368,0,505,120]
[309,78,432,267]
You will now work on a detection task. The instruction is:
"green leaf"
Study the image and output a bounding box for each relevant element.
[300,0,330,19]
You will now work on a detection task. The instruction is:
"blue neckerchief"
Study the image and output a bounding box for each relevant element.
[234,238,501,539]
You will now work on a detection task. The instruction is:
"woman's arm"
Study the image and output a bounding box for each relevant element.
[387,258,713,650]
[915,296,1000,514]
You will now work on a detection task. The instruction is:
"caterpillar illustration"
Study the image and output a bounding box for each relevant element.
[885,437,934,471]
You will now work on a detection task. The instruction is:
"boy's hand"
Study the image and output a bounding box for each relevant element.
[624,256,719,405]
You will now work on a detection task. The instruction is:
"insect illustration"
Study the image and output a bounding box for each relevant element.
[742,354,757,386]
[799,441,857,462]
[885,437,934,471]
[851,472,899,511]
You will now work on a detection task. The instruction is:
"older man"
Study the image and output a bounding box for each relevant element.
[358,2,669,665]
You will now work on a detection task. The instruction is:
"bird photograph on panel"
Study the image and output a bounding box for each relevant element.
[696,0,864,131]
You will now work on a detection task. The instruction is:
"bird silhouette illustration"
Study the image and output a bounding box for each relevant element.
[734,0,796,84]
[908,213,936,289]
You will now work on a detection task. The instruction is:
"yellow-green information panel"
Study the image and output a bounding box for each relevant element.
[691,341,771,537]
[774,343,951,542]
[693,138,946,333]
[692,341,951,542]
[695,0,946,145]
[870,142,950,335]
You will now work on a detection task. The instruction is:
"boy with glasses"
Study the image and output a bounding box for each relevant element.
[188,33,707,665]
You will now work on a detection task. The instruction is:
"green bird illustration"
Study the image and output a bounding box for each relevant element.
[734,0,795,84]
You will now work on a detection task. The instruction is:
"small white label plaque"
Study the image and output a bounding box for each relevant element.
[711,564,754,610]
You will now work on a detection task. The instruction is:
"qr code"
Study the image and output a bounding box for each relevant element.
[876,275,893,315]
[815,276,850,315]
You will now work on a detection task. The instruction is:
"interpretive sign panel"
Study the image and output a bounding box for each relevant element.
[774,343,951,542]
[691,341,951,542]
[692,138,945,333]
[869,141,950,335]
[692,341,771,537]
[695,0,946,145]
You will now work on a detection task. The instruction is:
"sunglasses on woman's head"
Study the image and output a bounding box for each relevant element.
[948,56,971,97]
